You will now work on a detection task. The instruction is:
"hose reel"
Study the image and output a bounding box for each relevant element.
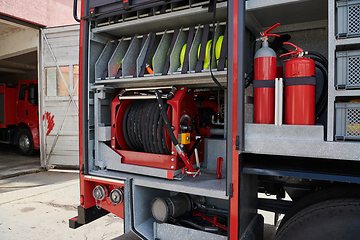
[111,86,202,175]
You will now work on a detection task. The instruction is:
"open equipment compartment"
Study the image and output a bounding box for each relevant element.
[75,0,360,239]
[86,1,230,238]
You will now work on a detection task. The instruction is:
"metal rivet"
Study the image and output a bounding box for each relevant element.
[171,158,174,161]
[171,166,174,169]
[112,146,115,148]
[112,137,115,139]
[171,151,174,154]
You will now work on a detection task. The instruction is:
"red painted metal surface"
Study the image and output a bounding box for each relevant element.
[254,56,276,124]
[0,84,17,128]
[79,0,86,208]
[284,57,315,125]
[30,127,40,149]
[230,2,239,239]
[85,178,125,219]
[15,80,39,129]
[0,80,39,148]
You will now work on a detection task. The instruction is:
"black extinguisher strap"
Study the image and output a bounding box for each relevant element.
[253,79,275,88]
[284,76,316,86]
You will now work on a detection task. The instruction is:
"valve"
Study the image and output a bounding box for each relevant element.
[110,188,124,205]
[260,23,281,42]
[279,42,304,58]
[92,185,108,201]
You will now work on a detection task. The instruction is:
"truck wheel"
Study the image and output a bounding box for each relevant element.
[276,199,360,240]
[278,186,360,231]
[18,129,34,156]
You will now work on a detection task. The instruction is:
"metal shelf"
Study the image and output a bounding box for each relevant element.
[334,89,360,97]
[94,70,227,88]
[92,2,228,38]
[335,38,360,47]
[245,0,328,34]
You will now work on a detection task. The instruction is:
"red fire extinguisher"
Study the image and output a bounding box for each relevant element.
[280,42,316,125]
[254,23,280,124]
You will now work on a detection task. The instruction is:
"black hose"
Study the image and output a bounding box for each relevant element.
[141,101,151,153]
[119,98,173,155]
[123,101,136,150]
[143,101,153,153]
[147,102,157,153]
[155,90,180,147]
[152,105,161,154]
[308,56,328,121]
[133,101,144,151]
[314,63,328,113]
[307,51,328,66]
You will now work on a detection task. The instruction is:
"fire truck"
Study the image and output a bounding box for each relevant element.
[0,80,39,156]
[70,0,360,239]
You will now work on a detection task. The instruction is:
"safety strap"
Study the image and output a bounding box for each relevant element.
[162,29,179,75]
[253,80,275,88]
[217,24,227,71]
[182,26,195,74]
[284,76,316,86]
[139,33,156,77]
[101,39,119,80]
[195,24,209,73]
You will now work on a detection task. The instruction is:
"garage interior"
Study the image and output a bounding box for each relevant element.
[0,16,41,178]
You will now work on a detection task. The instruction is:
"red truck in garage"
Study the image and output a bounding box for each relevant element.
[0,79,39,155]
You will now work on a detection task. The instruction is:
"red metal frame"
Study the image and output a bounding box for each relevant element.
[230,2,240,240]
[84,177,124,218]
[79,0,86,209]
[77,1,241,238]
[0,84,17,128]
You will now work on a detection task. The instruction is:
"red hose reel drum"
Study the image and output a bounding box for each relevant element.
[110,87,201,170]
[281,42,316,125]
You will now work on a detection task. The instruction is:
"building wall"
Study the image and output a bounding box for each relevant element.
[0,0,80,27]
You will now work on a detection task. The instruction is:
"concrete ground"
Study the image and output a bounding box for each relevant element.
[0,171,125,240]
[0,143,276,240]
[0,143,41,179]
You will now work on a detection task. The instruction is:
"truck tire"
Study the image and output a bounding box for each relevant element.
[278,186,360,231]
[276,199,360,240]
[17,129,34,156]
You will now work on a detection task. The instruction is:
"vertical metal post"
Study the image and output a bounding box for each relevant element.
[227,0,246,239]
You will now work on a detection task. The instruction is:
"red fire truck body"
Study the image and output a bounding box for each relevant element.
[0,79,39,156]
[70,0,360,239]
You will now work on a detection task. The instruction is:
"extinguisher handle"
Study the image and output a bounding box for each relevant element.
[279,42,304,58]
[261,23,281,38]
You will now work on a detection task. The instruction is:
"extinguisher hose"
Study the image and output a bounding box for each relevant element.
[306,51,328,120]
[307,51,328,66]
[315,64,328,120]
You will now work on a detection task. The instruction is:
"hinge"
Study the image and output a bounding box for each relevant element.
[229,183,233,198]
[235,135,239,150]
[80,164,85,175]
